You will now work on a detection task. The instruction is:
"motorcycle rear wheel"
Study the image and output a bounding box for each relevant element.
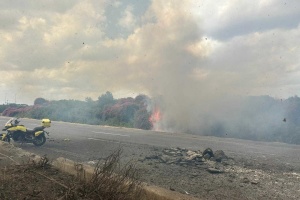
[33,134,46,146]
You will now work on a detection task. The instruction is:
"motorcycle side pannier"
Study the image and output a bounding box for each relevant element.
[42,119,51,127]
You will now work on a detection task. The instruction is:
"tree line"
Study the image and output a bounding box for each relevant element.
[1,92,153,130]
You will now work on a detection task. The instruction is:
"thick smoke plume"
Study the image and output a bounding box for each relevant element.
[138,1,288,139]
[137,2,238,134]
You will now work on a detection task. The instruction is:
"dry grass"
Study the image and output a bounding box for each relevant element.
[0,149,146,200]
[30,154,51,169]
[62,148,143,200]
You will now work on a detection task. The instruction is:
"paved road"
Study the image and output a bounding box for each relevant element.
[1,116,300,170]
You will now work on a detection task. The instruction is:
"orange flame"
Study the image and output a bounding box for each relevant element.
[149,107,162,124]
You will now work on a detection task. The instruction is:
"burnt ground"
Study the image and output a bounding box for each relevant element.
[1,140,300,200]
[132,146,300,200]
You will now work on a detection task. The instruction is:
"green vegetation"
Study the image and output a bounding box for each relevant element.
[0,104,11,113]
[1,92,153,130]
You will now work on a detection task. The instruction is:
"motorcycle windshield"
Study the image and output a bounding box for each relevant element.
[5,118,14,126]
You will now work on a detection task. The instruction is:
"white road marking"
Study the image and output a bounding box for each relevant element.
[88,137,104,141]
[87,138,121,143]
[91,131,130,137]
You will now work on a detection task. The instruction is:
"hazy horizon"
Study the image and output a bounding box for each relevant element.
[1,0,299,134]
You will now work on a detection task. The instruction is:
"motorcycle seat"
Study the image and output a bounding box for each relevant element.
[27,126,45,133]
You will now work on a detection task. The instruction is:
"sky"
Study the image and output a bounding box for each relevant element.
[0,0,299,106]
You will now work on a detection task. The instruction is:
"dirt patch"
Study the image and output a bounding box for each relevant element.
[0,164,71,200]
[0,143,144,200]
[0,156,145,200]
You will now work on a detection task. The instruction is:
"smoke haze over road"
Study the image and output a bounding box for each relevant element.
[0,0,300,135]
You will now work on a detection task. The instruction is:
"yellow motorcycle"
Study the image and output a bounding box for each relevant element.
[0,118,51,146]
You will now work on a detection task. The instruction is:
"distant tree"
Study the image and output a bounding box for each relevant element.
[85,97,93,103]
[118,102,139,123]
[134,108,153,130]
[285,96,300,124]
[135,94,149,107]
[0,104,11,113]
[98,91,114,108]
[34,98,48,105]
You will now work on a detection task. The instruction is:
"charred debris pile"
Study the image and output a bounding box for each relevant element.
[141,147,232,174]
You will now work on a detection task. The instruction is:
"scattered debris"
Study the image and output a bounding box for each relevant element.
[203,148,214,159]
[169,186,175,191]
[87,160,96,165]
[212,150,227,162]
[251,180,259,185]
[207,167,224,174]
[143,147,231,170]
[241,177,250,183]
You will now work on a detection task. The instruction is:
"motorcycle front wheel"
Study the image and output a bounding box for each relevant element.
[3,136,10,143]
[33,134,46,146]
[0,134,10,143]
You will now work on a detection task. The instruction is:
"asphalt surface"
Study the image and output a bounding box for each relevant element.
[1,116,300,171]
